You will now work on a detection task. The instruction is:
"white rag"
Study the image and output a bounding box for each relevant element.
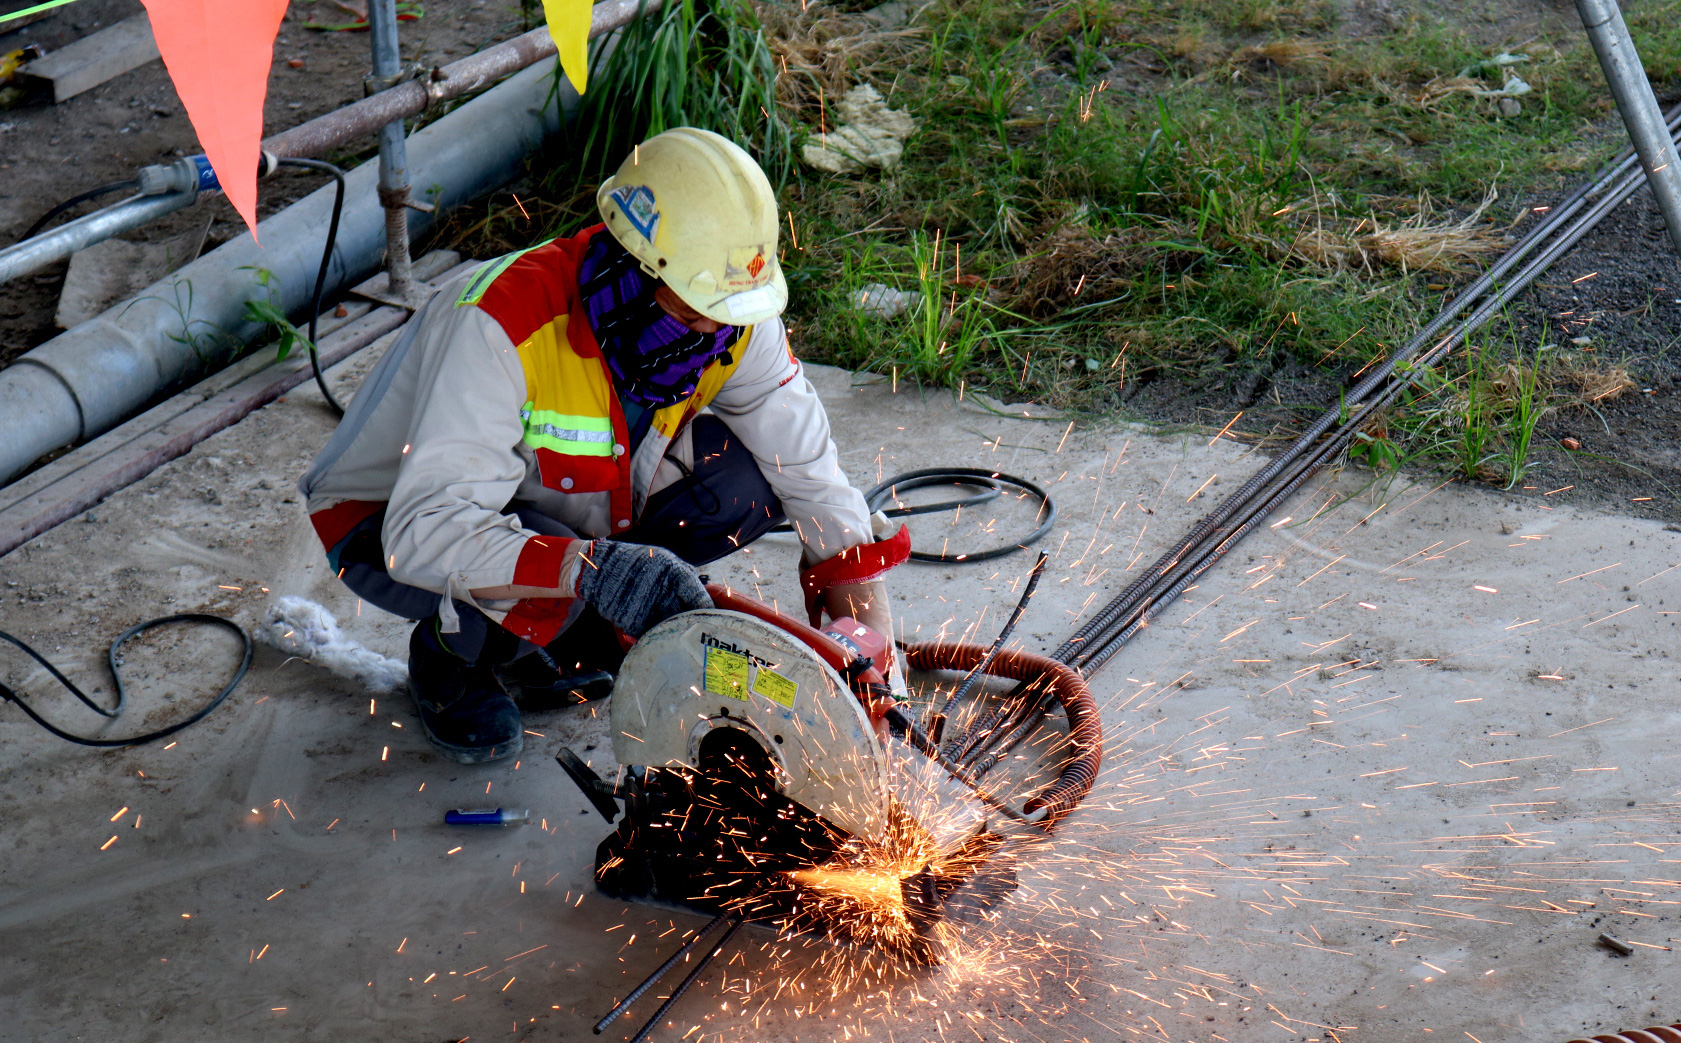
[258,596,408,693]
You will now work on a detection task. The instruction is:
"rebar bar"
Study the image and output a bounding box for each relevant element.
[951,105,1681,784]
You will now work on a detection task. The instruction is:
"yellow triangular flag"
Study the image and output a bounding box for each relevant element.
[542,0,592,95]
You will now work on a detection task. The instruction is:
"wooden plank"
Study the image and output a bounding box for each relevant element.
[0,253,474,556]
[17,11,159,103]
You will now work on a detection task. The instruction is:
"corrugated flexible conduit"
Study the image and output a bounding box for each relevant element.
[1567,1024,1681,1043]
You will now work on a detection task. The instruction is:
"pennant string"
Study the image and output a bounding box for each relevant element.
[0,0,86,27]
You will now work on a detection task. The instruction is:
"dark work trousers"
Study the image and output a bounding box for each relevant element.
[326,416,787,662]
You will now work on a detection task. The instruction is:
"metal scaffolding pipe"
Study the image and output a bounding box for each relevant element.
[261,0,650,161]
[1576,0,1681,259]
[367,0,417,304]
[0,190,198,285]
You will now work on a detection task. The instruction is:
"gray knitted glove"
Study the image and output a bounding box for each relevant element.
[576,540,712,638]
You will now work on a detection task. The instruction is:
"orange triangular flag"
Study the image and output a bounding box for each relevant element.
[141,0,290,241]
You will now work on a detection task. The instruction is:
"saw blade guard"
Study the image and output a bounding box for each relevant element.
[610,608,890,841]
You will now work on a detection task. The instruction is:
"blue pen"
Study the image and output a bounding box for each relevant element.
[445,808,530,826]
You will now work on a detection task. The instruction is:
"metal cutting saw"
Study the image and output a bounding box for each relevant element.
[556,581,1102,964]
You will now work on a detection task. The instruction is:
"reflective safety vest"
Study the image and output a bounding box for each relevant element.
[460,225,750,532]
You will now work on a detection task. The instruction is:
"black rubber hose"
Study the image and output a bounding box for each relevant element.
[0,614,253,747]
[275,157,348,415]
[767,468,1056,563]
[17,178,141,243]
[926,550,1046,744]
[865,468,1057,563]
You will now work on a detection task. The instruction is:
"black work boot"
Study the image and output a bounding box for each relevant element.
[494,609,621,712]
[407,620,523,764]
[495,654,614,711]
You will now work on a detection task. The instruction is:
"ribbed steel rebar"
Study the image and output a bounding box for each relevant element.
[952,105,1681,780]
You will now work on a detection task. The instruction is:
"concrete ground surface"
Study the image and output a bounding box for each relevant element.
[0,344,1676,1043]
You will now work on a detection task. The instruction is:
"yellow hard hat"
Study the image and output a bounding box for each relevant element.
[597,127,787,326]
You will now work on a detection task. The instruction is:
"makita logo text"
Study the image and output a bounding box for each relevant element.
[700,633,773,669]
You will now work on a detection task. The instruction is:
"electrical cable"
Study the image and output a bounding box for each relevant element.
[0,615,252,747]
[925,550,1046,744]
[0,160,336,751]
[275,157,349,416]
[768,468,1055,562]
[864,468,1057,563]
[17,178,141,243]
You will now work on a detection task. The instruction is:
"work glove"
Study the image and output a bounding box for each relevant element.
[576,540,712,638]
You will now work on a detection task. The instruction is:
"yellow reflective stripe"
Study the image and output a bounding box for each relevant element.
[520,406,614,455]
[515,316,620,461]
[456,239,554,307]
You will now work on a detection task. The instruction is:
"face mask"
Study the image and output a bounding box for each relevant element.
[578,231,736,409]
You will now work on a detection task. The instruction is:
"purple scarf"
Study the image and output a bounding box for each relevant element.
[577,230,736,409]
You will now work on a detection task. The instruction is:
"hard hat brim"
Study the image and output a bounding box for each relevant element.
[677,263,788,327]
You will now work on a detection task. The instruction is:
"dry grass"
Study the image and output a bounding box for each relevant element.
[1008,183,1508,322]
[1558,361,1637,404]
[1250,188,1511,275]
[1009,225,1174,316]
[1229,38,1333,70]
[755,1,924,120]
[1483,361,1545,408]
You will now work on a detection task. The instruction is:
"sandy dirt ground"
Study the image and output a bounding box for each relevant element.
[0,332,1677,1041]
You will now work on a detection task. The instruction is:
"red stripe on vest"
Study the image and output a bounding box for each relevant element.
[501,596,577,647]
[535,448,620,494]
[470,225,599,348]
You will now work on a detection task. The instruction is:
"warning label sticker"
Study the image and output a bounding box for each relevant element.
[751,667,798,709]
[704,647,750,700]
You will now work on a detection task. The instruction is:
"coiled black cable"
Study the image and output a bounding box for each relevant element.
[0,614,252,747]
[864,468,1057,563]
[768,467,1056,562]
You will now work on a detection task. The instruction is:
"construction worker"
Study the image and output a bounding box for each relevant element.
[298,128,909,764]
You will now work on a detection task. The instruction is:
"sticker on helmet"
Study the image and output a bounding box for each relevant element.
[724,285,779,320]
[610,184,660,242]
[724,246,770,289]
